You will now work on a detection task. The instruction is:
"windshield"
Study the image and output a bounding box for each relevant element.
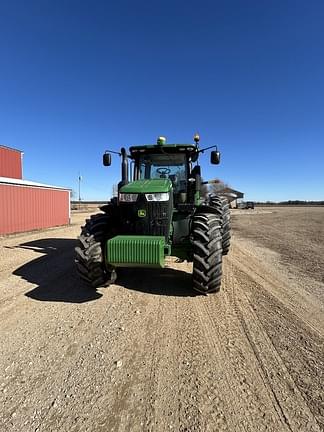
[138,153,187,192]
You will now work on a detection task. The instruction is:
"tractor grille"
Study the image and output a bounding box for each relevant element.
[119,194,173,240]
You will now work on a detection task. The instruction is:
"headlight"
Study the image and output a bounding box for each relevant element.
[145,192,169,202]
[119,193,138,202]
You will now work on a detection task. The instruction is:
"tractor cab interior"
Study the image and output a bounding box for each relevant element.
[136,153,188,195]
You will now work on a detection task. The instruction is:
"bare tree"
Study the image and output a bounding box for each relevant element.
[209,178,229,194]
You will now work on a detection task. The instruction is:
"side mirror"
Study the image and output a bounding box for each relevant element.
[103,152,111,166]
[192,165,201,176]
[211,150,220,165]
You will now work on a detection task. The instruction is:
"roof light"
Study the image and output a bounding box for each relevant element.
[194,133,200,143]
[157,136,167,145]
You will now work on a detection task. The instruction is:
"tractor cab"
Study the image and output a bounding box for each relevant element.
[129,138,198,208]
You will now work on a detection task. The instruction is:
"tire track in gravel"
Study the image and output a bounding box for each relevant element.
[230,239,324,336]
[192,296,238,432]
[176,297,207,432]
[226,240,323,431]
[195,264,289,432]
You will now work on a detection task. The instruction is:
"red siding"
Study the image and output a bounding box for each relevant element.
[0,185,70,235]
[0,147,22,179]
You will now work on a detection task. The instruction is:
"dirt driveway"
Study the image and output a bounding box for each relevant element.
[0,208,323,432]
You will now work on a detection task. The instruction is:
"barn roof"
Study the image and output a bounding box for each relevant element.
[0,176,71,191]
[0,144,23,153]
[218,187,244,200]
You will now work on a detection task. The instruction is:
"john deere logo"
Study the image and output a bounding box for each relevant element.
[138,209,146,218]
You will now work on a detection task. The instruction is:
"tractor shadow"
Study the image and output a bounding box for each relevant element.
[11,238,102,303]
[12,239,195,300]
[117,266,195,297]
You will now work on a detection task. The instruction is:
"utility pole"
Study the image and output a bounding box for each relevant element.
[78,173,82,210]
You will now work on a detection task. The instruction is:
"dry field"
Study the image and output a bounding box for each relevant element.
[0,207,323,432]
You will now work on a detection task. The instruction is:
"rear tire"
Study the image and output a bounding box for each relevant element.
[220,197,231,255]
[209,194,231,256]
[192,213,223,294]
[75,213,116,288]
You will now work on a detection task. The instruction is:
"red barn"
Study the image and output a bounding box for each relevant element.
[0,145,70,235]
[0,145,23,179]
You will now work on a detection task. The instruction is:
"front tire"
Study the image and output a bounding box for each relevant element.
[75,213,116,288]
[192,213,223,294]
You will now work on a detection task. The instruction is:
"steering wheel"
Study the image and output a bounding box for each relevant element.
[156,167,171,175]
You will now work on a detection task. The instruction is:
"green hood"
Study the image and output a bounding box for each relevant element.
[120,179,172,194]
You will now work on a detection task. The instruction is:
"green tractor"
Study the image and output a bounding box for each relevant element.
[75,134,231,294]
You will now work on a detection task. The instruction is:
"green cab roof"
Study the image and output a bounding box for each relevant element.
[120,179,172,194]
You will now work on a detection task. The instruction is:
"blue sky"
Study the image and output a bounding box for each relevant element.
[0,0,323,201]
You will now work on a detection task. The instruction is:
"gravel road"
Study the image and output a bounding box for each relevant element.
[0,208,323,432]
